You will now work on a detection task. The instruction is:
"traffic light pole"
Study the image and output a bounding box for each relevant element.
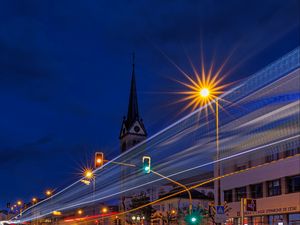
[240,198,244,225]
[103,160,136,168]
[150,170,192,214]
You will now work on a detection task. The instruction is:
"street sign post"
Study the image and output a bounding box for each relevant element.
[215,205,227,223]
[241,198,257,224]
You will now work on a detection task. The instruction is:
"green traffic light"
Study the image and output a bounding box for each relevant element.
[191,217,197,222]
[144,166,150,172]
[184,212,202,225]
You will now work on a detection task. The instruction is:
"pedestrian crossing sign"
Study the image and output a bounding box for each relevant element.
[216,206,225,214]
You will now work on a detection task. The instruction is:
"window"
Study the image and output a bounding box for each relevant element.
[288,213,300,225]
[235,186,247,201]
[252,216,265,225]
[267,179,281,196]
[224,190,233,203]
[266,151,279,162]
[286,175,300,193]
[235,164,247,171]
[284,148,300,157]
[250,183,263,198]
[268,214,283,224]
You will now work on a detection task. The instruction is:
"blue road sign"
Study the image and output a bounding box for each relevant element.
[216,206,225,214]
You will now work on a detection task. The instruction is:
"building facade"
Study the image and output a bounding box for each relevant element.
[214,48,300,225]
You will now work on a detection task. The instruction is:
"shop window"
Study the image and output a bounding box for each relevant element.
[250,183,263,198]
[224,189,233,203]
[289,213,300,225]
[268,214,283,224]
[286,175,300,193]
[235,186,247,201]
[267,179,281,197]
[252,216,265,225]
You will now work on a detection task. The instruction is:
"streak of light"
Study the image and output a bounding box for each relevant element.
[78,153,300,224]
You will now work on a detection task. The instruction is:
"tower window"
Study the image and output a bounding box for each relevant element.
[134,126,140,132]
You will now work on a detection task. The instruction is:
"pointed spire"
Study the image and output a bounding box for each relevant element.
[126,52,139,126]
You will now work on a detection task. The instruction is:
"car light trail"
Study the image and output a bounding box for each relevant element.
[6,49,300,224]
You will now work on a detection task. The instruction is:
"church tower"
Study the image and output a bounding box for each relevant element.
[119,55,147,152]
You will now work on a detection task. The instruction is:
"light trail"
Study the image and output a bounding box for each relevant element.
[73,153,300,224]
[9,135,300,224]
[6,47,300,224]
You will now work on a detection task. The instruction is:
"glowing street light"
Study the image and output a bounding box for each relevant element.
[77,209,83,215]
[45,190,52,197]
[32,197,37,204]
[175,62,228,207]
[101,207,108,213]
[53,211,62,216]
[199,87,210,98]
[84,169,94,180]
[17,201,22,206]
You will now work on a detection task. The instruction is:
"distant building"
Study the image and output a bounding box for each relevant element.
[151,188,213,225]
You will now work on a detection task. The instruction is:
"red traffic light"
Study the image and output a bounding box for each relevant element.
[95,152,104,168]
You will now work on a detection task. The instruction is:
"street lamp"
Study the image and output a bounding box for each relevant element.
[45,190,52,197]
[199,87,210,98]
[77,209,83,215]
[198,86,221,206]
[82,168,96,215]
[84,169,94,180]
[32,197,38,204]
[175,68,227,207]
[17,201,22,206]
[101,207,108,213]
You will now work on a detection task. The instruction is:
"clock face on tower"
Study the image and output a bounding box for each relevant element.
[134,126,140,132]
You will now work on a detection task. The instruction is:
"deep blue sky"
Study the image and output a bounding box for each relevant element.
[0,0,299,208]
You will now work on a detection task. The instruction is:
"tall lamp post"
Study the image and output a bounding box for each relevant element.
[198,88,221,206]
[83,169,96,214]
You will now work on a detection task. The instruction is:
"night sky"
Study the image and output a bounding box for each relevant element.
[0,0,299,208]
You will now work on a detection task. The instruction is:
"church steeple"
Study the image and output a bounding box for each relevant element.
[119,54,147,152]
[126,53,139,127]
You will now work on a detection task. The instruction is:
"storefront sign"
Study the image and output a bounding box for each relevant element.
[237,206,298,216]
[245,199,256,212]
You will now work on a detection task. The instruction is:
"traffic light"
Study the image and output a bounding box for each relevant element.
[95,152,104,168]
[142,156,151,174]
[184,212,202,225]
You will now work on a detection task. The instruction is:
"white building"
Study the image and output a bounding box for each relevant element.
[151,188,213,225]
[214,48,300,225]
